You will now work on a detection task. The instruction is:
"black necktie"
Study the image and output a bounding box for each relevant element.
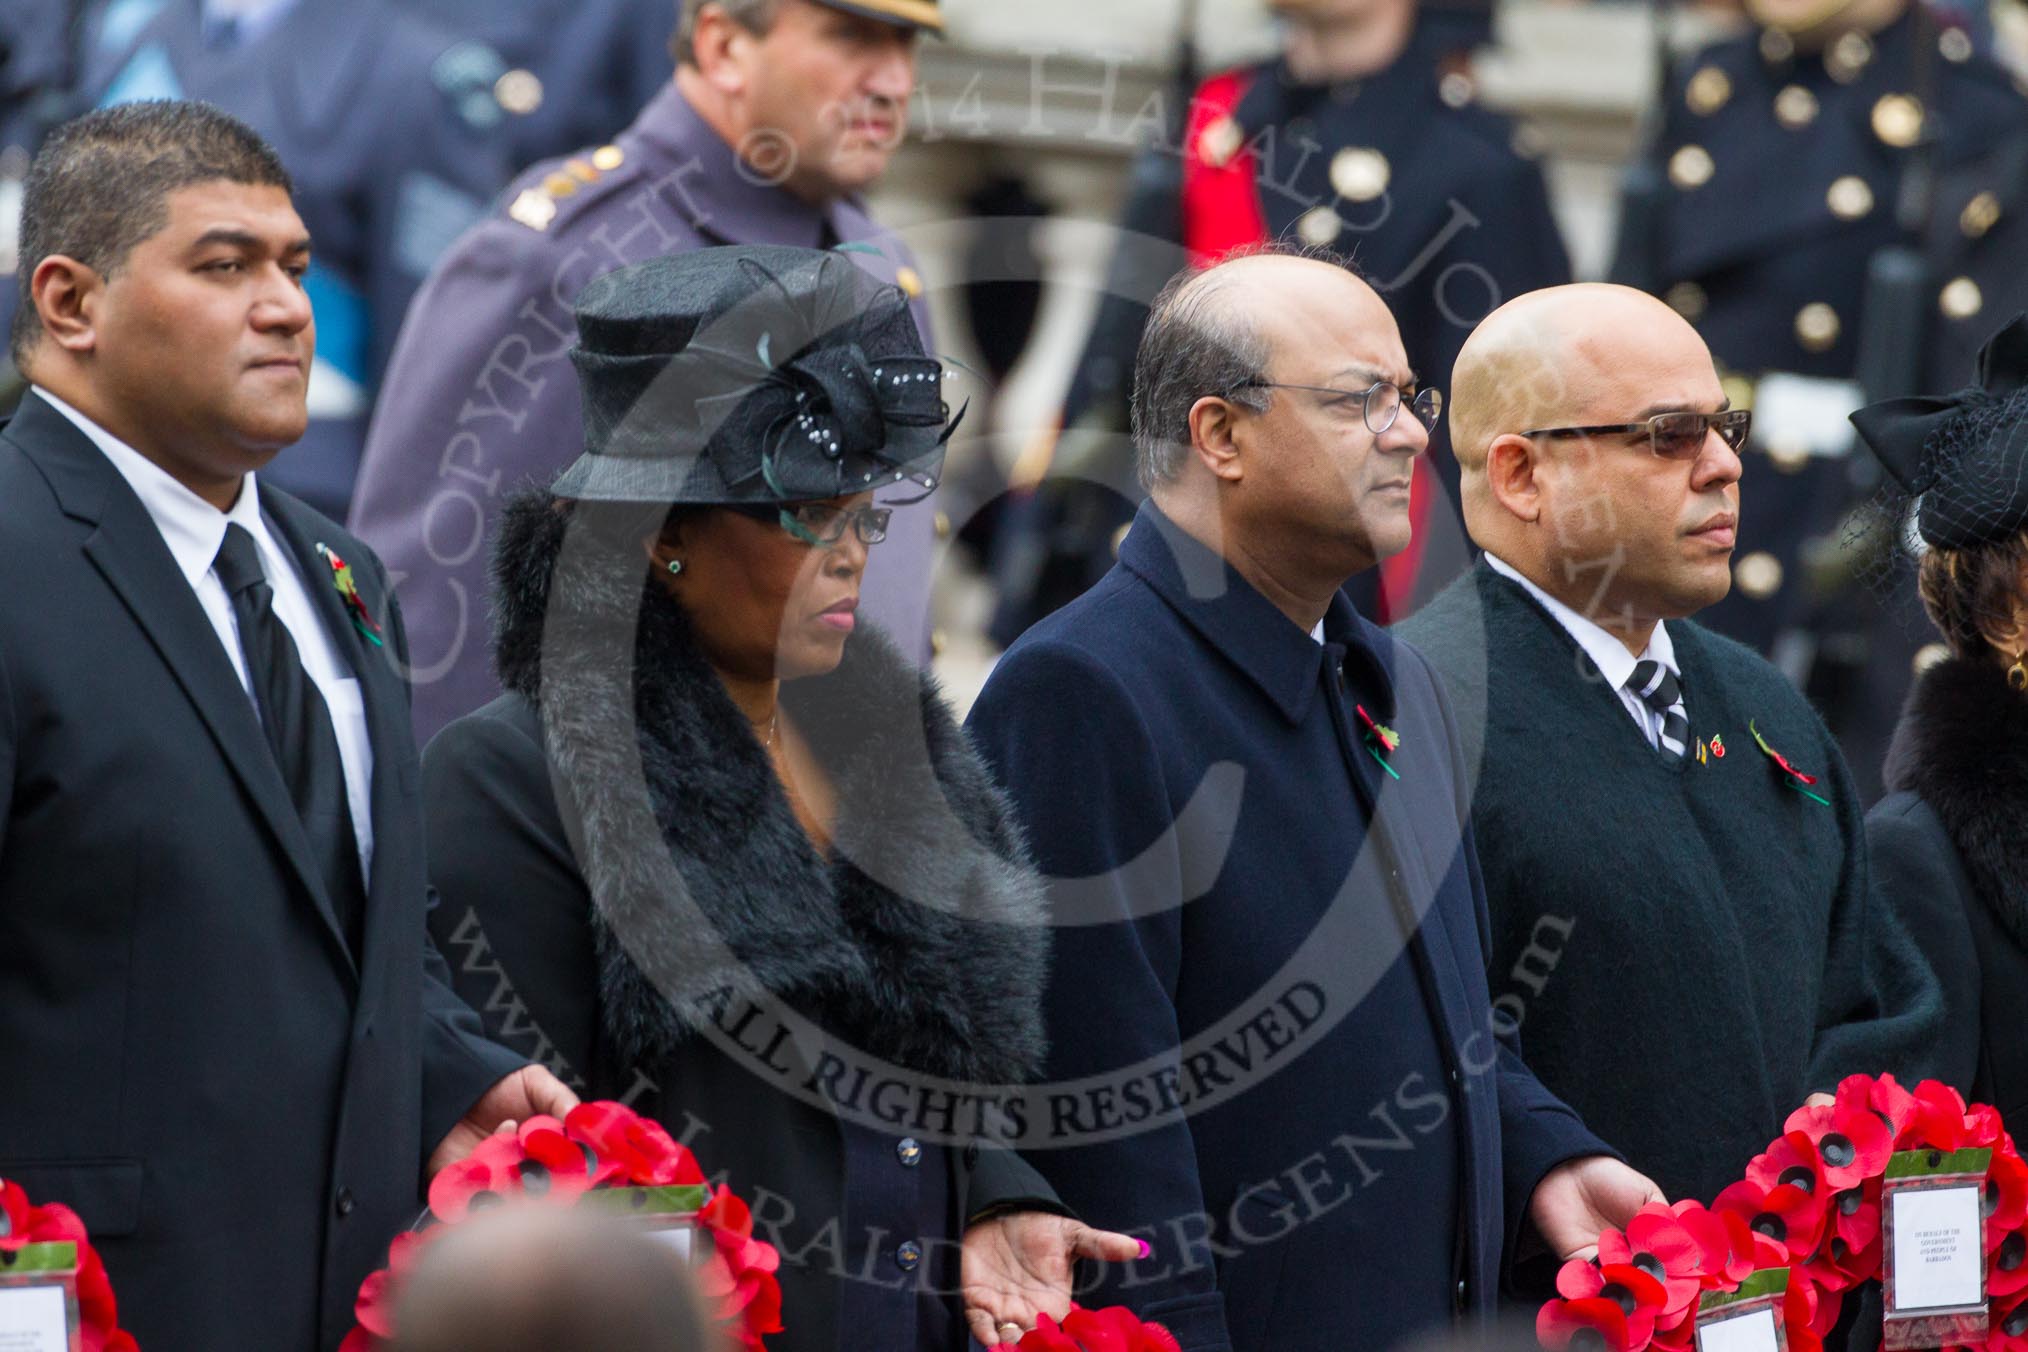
[213,524,365,955]
[1626,659,1690,759]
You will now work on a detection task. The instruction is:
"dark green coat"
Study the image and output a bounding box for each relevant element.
[1397,561,1945,1205]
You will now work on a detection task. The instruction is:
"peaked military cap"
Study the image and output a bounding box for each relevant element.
[816,0,943,32]
[1851,312,2028,551]
[557,244,957,506]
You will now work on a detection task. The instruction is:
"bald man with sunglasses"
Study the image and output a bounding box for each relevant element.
[1396,284,1947,1212]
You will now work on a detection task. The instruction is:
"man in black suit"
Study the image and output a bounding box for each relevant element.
[0,100,575,1350]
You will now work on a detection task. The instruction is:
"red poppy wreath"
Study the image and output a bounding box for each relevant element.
[0,1176,136,1351]
[1537,1074,2028,1352]
[341,1100,783,1351]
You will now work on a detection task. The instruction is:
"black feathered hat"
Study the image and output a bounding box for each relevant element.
[555,244,959,507]
[1850,313,2028,552]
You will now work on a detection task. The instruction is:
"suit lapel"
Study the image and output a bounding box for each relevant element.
[7,396,358,977]
[261,494,410,962]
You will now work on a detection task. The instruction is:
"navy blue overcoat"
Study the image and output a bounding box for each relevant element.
[966,504,1608,1352]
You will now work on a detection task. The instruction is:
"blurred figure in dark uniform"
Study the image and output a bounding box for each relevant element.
[1611,0,2028,796]
[393,0,678,169]
[70,0,521,518]
[988,0,1570,647]
[347,0,945,749]
[0,2,82,403]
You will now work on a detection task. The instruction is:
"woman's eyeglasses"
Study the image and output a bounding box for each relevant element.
[1239,378,1445,436]
[1523,408,1752,461]
[729,502,892,547]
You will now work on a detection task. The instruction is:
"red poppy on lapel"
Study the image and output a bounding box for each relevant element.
[1748,720,1830,805]
[317,543,385,647]
[1355,704,1401,780]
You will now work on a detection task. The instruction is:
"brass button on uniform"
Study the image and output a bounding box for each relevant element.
[1199,115,1242,168]
[895,265,924,298]
[1961,191,2002,238]
[1735,552,1785,599]
[1940,276,1984,320]
[1297,205,1343,245]
[1768,441,1812,473]
[1774,84,1819,129]
[1439,72,1475,108]
[1826,175,1874,220]
[1940,27,1974,62]
[565,158,598,184]
[508,188,556,232]
[1665,282,1708,321]
[1828,31,1875,82]
[591,144,625,172]
[543,172,578,198]
[1794,301,1841,352]
[1669,145,1716,190]
[1760,27,1796,63]
[493,68,544,114]
[1330,147,1391,202]
[1872,93,1924,148]
[1687,65,1733,115]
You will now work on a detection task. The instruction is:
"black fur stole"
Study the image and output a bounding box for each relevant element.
[489,491,1048,1085]
[1885,655,2028,951]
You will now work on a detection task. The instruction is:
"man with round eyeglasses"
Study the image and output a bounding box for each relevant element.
[1398,282,1949,1211]
[969,252,1650,1352]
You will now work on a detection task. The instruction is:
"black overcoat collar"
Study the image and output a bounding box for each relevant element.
[1115,500,1399,726]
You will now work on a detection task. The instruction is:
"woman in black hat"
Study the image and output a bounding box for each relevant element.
[419,245,1139,1352]
[1853,313,2028,1124]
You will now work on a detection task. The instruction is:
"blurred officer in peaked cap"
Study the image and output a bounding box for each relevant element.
[988,0,1572,648]
[71,0,526,520]
[1612,0,2028,796]
[348,0,944,749]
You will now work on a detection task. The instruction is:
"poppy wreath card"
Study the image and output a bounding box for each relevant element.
[0,1176,137,1352]
[342,1101,783,1351]
[1536,1075,2028,1352]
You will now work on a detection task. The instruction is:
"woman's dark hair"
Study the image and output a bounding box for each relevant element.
[1918,534,2028,662]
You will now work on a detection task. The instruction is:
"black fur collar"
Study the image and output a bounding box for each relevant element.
[490,492,1048,1085]
[1885,655,2028,949]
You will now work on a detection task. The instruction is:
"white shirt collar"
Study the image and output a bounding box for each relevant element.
[1483,552,1677,689]
[34,387,268,589]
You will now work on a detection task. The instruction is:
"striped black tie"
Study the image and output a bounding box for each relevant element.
[1627,659,1690,758]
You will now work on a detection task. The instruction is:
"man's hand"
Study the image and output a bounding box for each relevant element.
[961,1212,1146,1346]
[426,1065,580,1179]
[1529,1155,1667,1262]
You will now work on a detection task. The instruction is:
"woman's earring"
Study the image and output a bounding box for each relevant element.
[666,558,685,577]
[2011,650,2027,692]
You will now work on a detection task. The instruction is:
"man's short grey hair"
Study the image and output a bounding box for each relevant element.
[1128,242,1360,490]
[671,0,781,65]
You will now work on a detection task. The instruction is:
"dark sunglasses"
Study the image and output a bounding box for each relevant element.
[1522,408,1751,461]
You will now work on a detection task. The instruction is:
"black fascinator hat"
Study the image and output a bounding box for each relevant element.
[555,244,962,507]
[1850,313,2028,553]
